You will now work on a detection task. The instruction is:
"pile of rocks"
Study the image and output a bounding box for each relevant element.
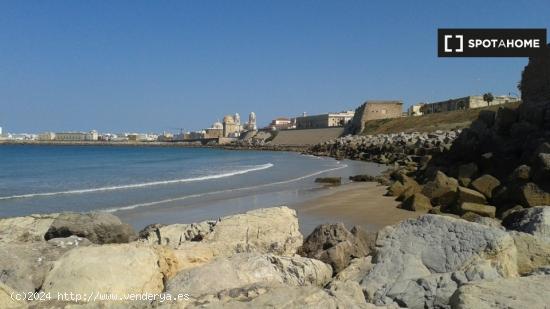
[307,130,460,168]
[0,206,548,308]
[385,45,550,222]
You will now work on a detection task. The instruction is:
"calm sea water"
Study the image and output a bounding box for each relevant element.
[0,145,386,230]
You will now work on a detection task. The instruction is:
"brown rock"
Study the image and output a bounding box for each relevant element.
[460,202,496,218]
[510,232,550,275]
[387,180,405,197]
[299,223,369,274]
[44,212,137,244]
[401,193,432,212]
[456,186,487,205]
[509,165,531,182]
[315,177,342,185]
[421,171,459,204]
[470,174,501,199]
[516,182,550,207]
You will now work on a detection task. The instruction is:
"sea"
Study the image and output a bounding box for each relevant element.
[0,145,386,232]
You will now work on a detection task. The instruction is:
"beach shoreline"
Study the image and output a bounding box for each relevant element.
[292,181,422,234]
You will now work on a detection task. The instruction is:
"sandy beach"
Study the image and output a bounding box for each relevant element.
[293,181,423,233]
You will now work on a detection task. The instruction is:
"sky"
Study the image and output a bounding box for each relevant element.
[1,0,549,133]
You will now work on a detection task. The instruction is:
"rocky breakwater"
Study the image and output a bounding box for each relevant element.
[308,130,460,169]
[381,46,550,227]
[0,206,549,308]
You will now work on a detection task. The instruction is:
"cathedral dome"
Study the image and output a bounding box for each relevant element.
[223,115,234,124]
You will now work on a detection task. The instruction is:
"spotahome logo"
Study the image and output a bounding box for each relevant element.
[438,29,547,57]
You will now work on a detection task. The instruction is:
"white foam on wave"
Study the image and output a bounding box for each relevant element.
[0,163,274,201]
[103,164,348,213]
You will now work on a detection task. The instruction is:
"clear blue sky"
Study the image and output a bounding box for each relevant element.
[1,0,548,133]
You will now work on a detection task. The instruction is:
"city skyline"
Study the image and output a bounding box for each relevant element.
[1,0,549,133]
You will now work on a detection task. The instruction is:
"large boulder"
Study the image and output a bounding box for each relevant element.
[400,193,432,211]
[515,182,550,208]
[299,223,369,274]
[332,256,374,283]
[183,284,398,309]
[470,174,501,200]
[42,243,175,297]
[0,214,59,243]
[361,215,518,308]
[456,186,487,205]
[510,231,550,274]
[450,274,550,309]
[502,206,550,243]
[141,207,303,270]
[44,212,137,244]
[460,203,496,218]
[388,174,421,199]
[0,239,86,293]
[421,171,459,206]
[0,282,26,308]
[165,253,332,298]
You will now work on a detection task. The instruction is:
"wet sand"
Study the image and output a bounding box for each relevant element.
[293,182,423,234]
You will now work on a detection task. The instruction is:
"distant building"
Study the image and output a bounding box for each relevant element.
[38,132,56,141]
[295,111,355,129]
[408,103,426,116]
[204,121,224,139]
[420,95,519,114]
[222,114,242,137]
[346,100,403,134]
[245,112,257,131]
[270,117,293,130]
[55,132,86,141]
[127,133,157,142]
[54,130,98,141]
[0,126,2,135]
[157,132,174,142]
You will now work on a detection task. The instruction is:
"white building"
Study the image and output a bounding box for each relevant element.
[38,132,56,141]
[55,130,99,141]
[408,103,425,116]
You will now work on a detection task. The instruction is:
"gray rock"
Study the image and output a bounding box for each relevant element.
[141,207,303,258]
[44,212,136,244]
[183,283,398,309]
[0,213,59,243]
[361,215,518,308]
[166,253,332,298]
[450,274,550,309]
[0,241,73,293]
[502,206,550,243]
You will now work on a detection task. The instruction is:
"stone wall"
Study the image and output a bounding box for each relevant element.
[346,101,403,134]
